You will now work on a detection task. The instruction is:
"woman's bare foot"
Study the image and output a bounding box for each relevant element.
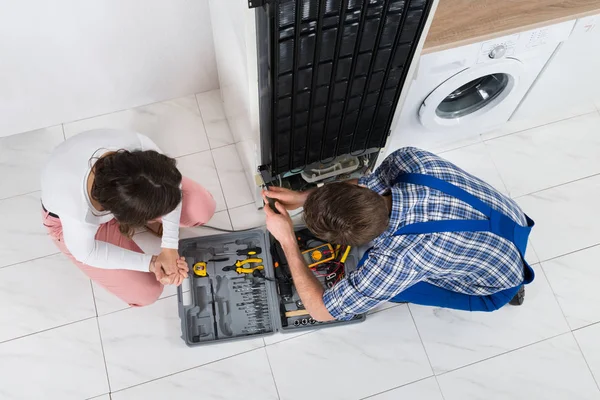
[146,221,163,238]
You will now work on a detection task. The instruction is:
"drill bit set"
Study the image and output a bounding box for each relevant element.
[177,227,365,347]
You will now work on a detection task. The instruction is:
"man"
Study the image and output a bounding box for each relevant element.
[263,147,534,322]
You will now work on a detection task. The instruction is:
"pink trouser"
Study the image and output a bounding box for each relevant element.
[42,177,216,307]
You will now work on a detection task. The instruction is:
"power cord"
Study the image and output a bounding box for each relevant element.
[199,210,304,233]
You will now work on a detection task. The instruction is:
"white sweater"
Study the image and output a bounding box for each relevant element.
[41,129,182,272]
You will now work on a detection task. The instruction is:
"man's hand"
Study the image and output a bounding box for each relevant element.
[262,192,296,246]
[263,186,312,211]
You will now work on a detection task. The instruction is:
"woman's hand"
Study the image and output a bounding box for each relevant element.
[156,248,181,275]
[262,192,296,247]
[150,252,188,286]
[263,186,312,210]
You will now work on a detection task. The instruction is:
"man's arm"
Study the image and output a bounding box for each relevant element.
[280,236,335,322]
[262,192,335,322]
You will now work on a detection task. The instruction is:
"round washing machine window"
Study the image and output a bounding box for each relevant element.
[419,58,525,129]
[435,73,509,119]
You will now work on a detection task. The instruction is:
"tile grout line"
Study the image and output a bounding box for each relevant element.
[406,305,435,371]
[535,242,600,265]
[227,201,258,212]
[194,91,234,151]
[437,107,600,158]
[571,319,600,333]
[0,251,62,270]
[481,110,600,145]
[226,208,235,232]
[480,140,511,197]
[359,375,437,400]
[433,331,572,378]
[0,315,97,346]
[193,91,211,150]
[180,94,234,215]
[216,143,257,210]
[266,298,412,346]
[96,292,183,318]
[263,347,282,400]
[208,147,234,210]
[108,346,264,395]
[61,92,213,129]
[512,171,600,200]
[7,89,218,140]
[85,393,111,400]
[536,262,575,331]
[207,139,236,151]
[90,280,99,317]
[434,375,448,400]
[437,137,486,156]
[61,124,67,141]
[194,88,236,150]
[175,148,213,160]
[264,329,317,347]
[571,331,600,393]
[95,317,113,394]
[0,189,43,203]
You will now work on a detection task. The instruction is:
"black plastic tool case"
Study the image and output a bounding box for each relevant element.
[177,227,365,346]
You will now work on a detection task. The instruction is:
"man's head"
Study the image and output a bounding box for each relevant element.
[303,182,389,246]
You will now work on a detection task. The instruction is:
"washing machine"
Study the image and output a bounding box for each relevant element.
[383,19,576,155]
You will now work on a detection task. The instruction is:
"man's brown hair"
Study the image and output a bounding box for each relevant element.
[303,182,389,246]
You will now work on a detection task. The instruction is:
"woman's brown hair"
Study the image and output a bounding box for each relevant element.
[90,150,182,237]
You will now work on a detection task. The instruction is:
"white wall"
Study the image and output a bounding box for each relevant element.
[0,0,218,137]
[208,0,262,206]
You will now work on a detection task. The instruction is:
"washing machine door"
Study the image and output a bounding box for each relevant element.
[419,58,525,130]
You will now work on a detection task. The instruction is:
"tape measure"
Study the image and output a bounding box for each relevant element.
[193,262,207,277]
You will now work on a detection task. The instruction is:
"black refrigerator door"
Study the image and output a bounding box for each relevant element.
[257,0,434,177]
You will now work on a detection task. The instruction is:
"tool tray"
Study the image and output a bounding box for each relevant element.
[177,227,365,346]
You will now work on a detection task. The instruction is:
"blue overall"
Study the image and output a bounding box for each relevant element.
[357,173,535,312]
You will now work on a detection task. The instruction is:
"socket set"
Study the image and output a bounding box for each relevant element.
[177,227,365,347]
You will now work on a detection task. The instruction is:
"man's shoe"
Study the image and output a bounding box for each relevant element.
[509,286,525,306]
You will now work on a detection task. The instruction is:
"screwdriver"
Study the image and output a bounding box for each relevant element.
[216,247,262,257]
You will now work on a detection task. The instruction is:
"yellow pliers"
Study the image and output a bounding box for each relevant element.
[222,258,264,274]
[232,265,265,274]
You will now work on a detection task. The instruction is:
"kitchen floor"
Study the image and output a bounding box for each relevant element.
[1,89,600,400]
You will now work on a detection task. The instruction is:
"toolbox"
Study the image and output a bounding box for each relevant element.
[177,226,365,346]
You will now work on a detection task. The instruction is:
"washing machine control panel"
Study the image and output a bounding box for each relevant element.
[477,34,518,63]
[488,44,507,59]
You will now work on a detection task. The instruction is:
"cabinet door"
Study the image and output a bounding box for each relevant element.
[509,15,600,130]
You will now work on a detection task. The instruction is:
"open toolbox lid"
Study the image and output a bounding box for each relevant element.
[177,226,366,347]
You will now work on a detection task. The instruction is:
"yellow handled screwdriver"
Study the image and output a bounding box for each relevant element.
[215,247,262,257]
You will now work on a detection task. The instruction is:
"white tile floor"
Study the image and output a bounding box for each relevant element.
[1,89,600,399]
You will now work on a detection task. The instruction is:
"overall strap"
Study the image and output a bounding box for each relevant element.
[389,173,535,284]
[392,173,494,218]
[391,173,534,259]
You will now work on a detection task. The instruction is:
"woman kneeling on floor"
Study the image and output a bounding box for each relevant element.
[41,129,216,306]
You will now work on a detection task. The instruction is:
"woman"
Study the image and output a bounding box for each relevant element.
[41,129,216,307]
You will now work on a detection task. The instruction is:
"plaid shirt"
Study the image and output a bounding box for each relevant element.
[323,147,528,320]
